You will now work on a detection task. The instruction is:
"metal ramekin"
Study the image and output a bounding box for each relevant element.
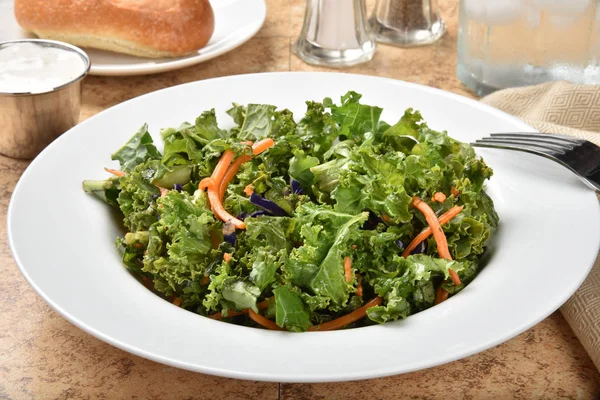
[0,39,91,159]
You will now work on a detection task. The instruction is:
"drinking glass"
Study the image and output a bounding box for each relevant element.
[457,0,600,96]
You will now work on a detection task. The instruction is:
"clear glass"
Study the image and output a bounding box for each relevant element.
[369,0,446,47]
[457,0,600,96]
[293,0,376,68]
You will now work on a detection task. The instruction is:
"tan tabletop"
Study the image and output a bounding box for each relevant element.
[2,1,600,398]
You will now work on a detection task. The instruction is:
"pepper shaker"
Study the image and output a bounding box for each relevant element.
[294,0,376,68]
[369,0,446,47]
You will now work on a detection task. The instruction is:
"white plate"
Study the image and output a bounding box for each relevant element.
[8,72,600,382]
[0,0,266,76]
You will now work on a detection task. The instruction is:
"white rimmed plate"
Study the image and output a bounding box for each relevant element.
[0,0,266,76]
[7,72,600,382]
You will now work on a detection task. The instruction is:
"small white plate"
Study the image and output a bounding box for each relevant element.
[7,72,600,382]
[0,0,266,76]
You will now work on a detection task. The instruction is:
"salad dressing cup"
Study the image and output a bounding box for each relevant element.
[0,39,90,159]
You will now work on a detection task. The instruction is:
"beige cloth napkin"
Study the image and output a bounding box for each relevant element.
[481,81,600,370]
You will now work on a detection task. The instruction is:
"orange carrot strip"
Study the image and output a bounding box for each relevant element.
[207,187,246,229]
[209,309,246,320]
[432,192,447,203]
[140,276,154,291]
[381,215,391,223]
[218,154,253,200]
[355,274,363,297]
[308,297,382,331]
[156,186,169,198]
[402,205,464,258]
[434,287,449,305]
[201,276,210,286]
[450,186,460,197]
[223,253,232,262]
[199,150,235,191]
[172,296,181,307]
[410,197,452,260]
[244,184,254,196]
[104,167,125,177]
[208,299,270,320]
[217,139,274,200]
[199,178,213,190]
[240,141,254,146]
[351,244,357,250]
[251,138,275,155]
[448,269,461,287]
[344,256,353,283]
[211,150,235,187]
[248,309,283,330]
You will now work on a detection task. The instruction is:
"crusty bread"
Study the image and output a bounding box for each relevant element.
[14,0,215,58]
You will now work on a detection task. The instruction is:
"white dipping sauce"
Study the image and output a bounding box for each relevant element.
[0,42,87,94]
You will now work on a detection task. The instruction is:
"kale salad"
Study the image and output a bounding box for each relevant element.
[83,92,498,332]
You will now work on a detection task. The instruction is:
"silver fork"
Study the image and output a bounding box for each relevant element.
[471,133,600,193]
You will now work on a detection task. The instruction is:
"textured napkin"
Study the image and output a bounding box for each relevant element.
[481,81,600,370]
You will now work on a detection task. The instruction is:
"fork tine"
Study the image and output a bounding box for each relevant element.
[477,137,571,152]
[474,138,566,154]
[490,132,585,145]
[485,135,578,150]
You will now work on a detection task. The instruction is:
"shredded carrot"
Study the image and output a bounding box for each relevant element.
[450,186,460,197]
[402,205,464,258]
[172,296,181,307]
[434,287,449,304]
[432,192,447,203]
[199,150,235,191]
[199,178,213,190]
[381,215,391,223]
[344,256,353,283]
[140,276,154,291]
[410,197,452,260]
[223,252,232,262]
[218,139,275,200]
[351,244,357,250]
[244,184,254,196]
[208,141,275,227]
[208,299,270,320]
[251,138,275,155]
[409,198,461,286]
[211,150,235,187]
[356,284,363,297]
[448,269,461,287]
[207,188,246,229]
[248,309,283,330]
[156,186,169,198]
[218,155,252,200]
[308,297,382,331]
[104,167,125,177]
[240,141,254,146]
[201,276,210,286]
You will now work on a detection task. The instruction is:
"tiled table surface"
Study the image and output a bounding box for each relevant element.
[1,1,599,398]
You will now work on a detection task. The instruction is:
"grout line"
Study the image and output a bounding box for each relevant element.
[278,382,282,400]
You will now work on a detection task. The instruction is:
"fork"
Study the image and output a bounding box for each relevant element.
[471,133,600,193]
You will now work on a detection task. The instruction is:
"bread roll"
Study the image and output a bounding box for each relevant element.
[14,0,215,58]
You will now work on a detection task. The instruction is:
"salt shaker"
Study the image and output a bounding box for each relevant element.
[369,0,446,47]
[293,0,376,67]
